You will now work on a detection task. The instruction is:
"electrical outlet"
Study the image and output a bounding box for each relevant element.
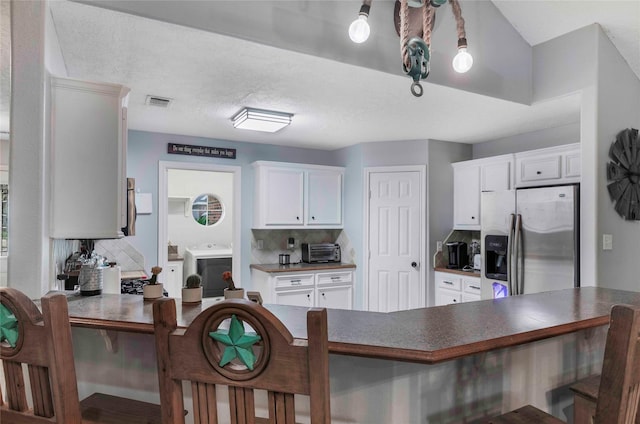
[256,240,264,249]
[603,234,613,250]
[287,237,295,249]
[436,241,443,252]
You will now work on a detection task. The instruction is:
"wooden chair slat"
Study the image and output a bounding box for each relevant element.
[4,361,28,412]
[153,298,331,424]
[28,365,54,417]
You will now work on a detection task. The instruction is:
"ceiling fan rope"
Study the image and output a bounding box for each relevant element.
[400,0,411,70]
[449,0,466,40]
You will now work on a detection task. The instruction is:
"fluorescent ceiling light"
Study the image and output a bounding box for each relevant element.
[231,108,293,133]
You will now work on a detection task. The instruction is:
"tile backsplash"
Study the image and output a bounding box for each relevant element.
[94,239,146,272]
[251,229,355,265]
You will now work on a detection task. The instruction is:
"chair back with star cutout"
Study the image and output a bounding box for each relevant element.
[152,298,330,424]
[1,288,83,423]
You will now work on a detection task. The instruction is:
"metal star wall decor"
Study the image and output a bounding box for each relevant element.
[209,314,261,370]
[0,303,19,348]
[607,128,640,220]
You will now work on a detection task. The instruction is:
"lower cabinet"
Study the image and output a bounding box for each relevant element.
[251,268,354,310]
[165,261,184,298]
[435,271,481,306]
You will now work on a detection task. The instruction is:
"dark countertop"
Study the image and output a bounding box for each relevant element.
[250,262,356,273]
[434,267,481,278]
[59,287,640,364]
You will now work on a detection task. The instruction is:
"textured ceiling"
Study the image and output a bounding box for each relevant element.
[3,1,638,149]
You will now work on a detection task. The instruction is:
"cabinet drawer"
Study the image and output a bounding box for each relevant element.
[274,274,314,289]
[437,275,461,291]
[463,279,481,295]
[519,155,561,182]
[438,289,462,306]
[316,271,353,286]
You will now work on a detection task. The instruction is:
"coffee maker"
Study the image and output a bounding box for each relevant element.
[446,241,468,269]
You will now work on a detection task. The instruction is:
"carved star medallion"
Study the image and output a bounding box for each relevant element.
[0,303,19,348]
[209,314,261,370]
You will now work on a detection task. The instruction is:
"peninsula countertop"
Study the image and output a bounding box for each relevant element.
[61,287,640,364]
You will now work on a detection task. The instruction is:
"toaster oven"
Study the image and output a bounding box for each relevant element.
[301,243,341,263]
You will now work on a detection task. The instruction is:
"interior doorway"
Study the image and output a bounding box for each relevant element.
[158,161,242,290]
[364,166,426,312]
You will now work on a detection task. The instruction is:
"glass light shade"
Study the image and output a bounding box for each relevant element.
[232,108,292,133]
[349,15,370,43]
[452,48,473,73]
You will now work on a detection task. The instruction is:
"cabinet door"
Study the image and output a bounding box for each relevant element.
[317,285,353,310]
[436,288,462,306]
[50,77,130,238]
[453,165,480,229]
[481,161,511,192]
[306,170,343,226]
[264,168,304,225]
[275,288,314,307]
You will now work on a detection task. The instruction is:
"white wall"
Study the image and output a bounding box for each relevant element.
[595,29,640,290]
[167,169,234,256]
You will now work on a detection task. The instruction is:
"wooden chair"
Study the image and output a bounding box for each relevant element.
[0,287,162,423]
[152,297,330,424]
[482,304,640,424]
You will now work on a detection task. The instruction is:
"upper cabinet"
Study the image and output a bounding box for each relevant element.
[50,77,130,239]
[515,143,581,188]
[253,161,344,229]
[452,154,513,230]
[451,145,580,230]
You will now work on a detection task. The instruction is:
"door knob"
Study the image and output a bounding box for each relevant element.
[411,262,418,268]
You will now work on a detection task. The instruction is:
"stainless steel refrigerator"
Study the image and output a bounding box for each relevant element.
[480,185,579,299]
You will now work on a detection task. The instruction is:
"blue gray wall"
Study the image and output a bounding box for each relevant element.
[126,130,337,282]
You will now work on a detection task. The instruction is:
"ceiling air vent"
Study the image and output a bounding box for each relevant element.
[145,95,172,108]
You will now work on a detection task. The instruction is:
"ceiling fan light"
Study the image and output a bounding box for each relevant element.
[231,108,293,133]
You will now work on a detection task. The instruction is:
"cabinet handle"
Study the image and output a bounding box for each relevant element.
[452,299,458,303]
[331,276,341,280]
[471,216,475,220]
[296,216,300,220]
[444,281,454,285]
[290,279,301,285]
[469,285,480,290]
[322,293,326,297]
[536,171,542,175]
[312,216,316,220]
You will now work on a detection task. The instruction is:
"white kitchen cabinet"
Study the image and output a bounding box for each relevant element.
[306,170,342,226]
[251,267,355,310]
[50,76,130,239]
[164,261,184,298]
[481,156,513,192]
[453,164,481,230]
[435,271,481,306]
[275,288,315,307]
[515,143,580,187]
[253,161,344,229]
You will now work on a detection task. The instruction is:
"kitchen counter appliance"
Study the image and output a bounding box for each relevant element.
[301,243,341,263]
[446,241,467,269]
[481,185,579,299]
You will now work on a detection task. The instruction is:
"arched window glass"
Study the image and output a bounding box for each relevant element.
[192,194,224,226]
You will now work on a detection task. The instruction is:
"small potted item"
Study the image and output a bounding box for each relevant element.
[222,271,244,299]
[143,266,164,300]
[182,274,203,304]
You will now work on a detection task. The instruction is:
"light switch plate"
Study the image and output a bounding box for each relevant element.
[603,234,613,250]
[436,241,443,252]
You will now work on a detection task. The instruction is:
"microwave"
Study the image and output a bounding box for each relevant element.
[301,243,341,263]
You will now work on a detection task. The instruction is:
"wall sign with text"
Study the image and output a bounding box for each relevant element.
[167,143,236,160]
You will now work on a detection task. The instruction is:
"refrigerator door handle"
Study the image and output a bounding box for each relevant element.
[513,214,523,295]
[507,213,515,296]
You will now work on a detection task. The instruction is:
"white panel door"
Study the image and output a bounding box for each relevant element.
[368,171,422,312]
